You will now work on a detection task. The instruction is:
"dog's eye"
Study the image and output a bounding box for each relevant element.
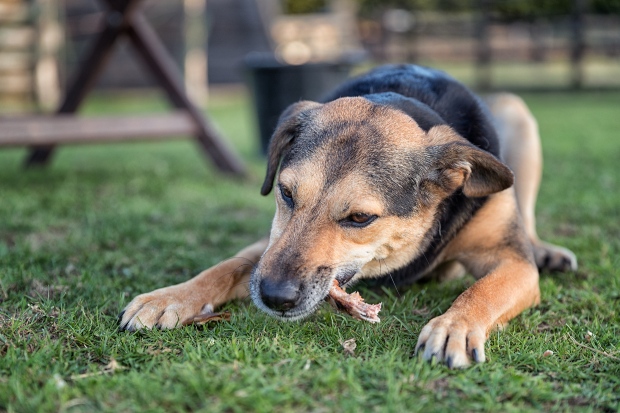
[279,185,294,208]
[350,213,373,224]
[343,213,377,228]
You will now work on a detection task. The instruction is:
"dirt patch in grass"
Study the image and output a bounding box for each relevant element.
[25,227,69,252]
[29,280,69,300]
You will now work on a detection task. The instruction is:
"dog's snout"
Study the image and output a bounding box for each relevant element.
[259,278,301,312]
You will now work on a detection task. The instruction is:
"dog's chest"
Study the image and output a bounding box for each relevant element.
[374,192,487,287]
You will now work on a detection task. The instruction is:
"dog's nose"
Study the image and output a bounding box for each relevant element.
[259,278,301,312]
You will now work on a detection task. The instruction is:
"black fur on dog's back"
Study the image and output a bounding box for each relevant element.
[322,64,501,158]
[321,65,505,286]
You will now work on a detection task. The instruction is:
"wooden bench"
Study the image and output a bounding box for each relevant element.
[0,0,245,176]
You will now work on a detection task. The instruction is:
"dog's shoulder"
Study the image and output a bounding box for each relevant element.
[322,64,500,158]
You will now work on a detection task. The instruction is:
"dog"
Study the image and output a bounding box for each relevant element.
[119,65,577,368]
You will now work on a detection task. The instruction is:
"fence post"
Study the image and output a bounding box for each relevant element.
[475,0,492,90]
[570,0,586,89]
[184,0,207,104]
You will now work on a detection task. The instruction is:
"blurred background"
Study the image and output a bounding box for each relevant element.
[1,0,619,153]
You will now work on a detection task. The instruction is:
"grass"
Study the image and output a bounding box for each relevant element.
[1,89,619,413]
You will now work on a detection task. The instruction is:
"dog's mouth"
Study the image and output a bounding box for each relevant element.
[250,267,360,321]
[335,268,358,288]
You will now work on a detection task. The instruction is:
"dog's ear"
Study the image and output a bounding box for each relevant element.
[427,126,514,198]
[261,101,322,195]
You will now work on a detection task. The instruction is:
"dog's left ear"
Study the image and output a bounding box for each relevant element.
[427,126,514,198]
[261,100,322,195]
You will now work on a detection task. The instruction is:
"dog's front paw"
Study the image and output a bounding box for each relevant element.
[120,283,211,331]
[415,313,486,369]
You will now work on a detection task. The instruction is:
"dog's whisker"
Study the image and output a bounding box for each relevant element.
[209,257,258,279]
[210,278,254,305]
[209,262,257,286]
[381,258,401,299]
[230,256,259,265]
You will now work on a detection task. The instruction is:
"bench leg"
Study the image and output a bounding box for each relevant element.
[24,1,137,167]
[127,13,245,175]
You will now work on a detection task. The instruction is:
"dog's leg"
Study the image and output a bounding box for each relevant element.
[416,190,540,368]
[487,93,577,272]
[120,238,268,330]
[416,256,540,368]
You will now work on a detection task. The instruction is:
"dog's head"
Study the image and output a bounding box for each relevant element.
[250,94,513,320]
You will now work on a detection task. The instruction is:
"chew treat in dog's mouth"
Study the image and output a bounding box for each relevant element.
[328,279,382,323]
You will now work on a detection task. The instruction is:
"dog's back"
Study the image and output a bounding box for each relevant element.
[323,64,501,159]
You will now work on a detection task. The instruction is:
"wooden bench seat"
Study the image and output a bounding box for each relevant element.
[0,112,197,146]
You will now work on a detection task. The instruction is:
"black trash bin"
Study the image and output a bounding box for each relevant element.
[244,53,358,155]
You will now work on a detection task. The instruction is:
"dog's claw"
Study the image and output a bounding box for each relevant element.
[117,310,126,324]
[471,347,486,363]
[561,256,574,272]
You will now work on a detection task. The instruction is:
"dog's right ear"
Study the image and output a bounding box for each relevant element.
[426,125,514,198]
[260,101,322,195]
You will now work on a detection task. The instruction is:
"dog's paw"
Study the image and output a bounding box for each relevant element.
[119,283,211,331]
[414,313,486,369]
[533,241,577,273]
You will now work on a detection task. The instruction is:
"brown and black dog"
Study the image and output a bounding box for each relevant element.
[120,65,576,368]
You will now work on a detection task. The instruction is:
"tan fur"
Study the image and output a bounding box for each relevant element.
[487,94,541,239]
[487,94,577,271]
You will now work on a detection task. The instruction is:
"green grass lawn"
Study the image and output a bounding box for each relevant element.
[1,90,619,413]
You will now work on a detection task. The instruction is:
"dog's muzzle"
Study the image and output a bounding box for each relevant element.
[250,265,361,320]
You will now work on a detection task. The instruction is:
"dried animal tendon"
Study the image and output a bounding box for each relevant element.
[328,279,382,323]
